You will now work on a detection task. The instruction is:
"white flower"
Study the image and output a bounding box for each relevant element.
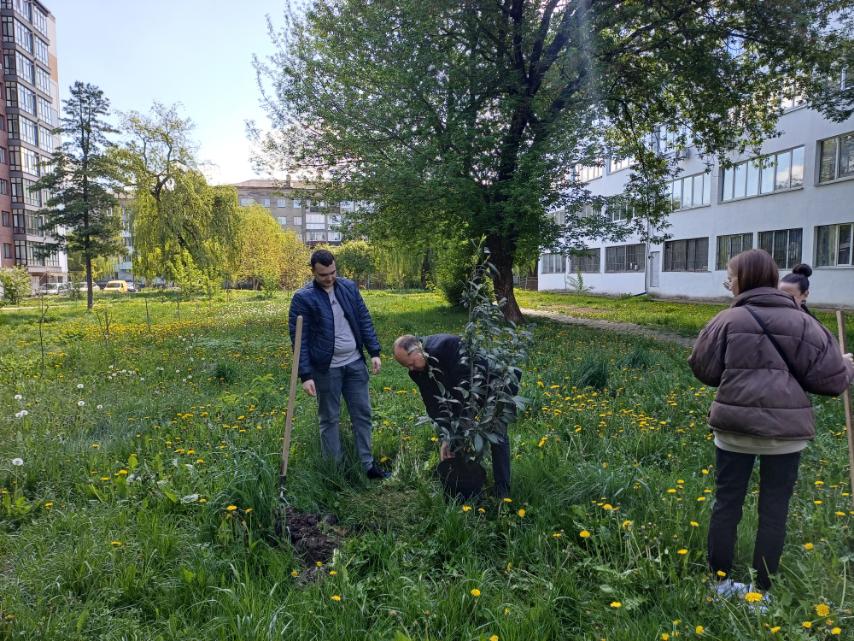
[139,378,145,382]
[96,404,103,410]
[15,410,28,418]
[77,400,85,407]
[13,394,22,400]
[76,383,84,389]
[11,458,23,466]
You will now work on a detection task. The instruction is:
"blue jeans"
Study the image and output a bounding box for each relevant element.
[312,360,374,470]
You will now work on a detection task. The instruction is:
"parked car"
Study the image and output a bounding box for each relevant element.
[37,283,64,295]
[94,279,110,290]
[102,280,129,293]
[126,281,137,293]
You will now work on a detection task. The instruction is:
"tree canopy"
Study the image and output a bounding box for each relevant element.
[255,0,853,320]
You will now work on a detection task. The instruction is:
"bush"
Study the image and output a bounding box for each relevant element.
[0,267,31,305]
[433,239,480,307]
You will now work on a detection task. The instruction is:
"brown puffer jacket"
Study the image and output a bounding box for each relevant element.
[689,287,854,440]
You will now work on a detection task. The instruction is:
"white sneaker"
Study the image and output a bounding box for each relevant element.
[714,579,750,599]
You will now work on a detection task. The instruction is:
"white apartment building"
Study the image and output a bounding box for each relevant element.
[538,101,854,307]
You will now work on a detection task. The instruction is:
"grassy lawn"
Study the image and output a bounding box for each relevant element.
[517,290,854,347]
[1,291,852,640]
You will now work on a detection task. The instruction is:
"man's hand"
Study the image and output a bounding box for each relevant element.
[844,352,853,366]
[371,356,381,375]
[302,379,316,397]
[440,441,455,461]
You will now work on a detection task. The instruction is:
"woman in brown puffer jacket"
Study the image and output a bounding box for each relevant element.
[689,249,853,594]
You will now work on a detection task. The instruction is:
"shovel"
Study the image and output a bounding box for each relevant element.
[275,314,303,540]
[837,311,854,509]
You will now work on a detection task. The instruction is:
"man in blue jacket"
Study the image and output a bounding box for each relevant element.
[289,249,389,479]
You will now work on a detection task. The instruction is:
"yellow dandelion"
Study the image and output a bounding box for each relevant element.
[815,604,830,617]
[830,627,841,636]
[330,594,342,602]
[503,497,513,503]
[315,561,323,568]
[697,496,706,502]
[552,532,562,539]
[690,521,699,528]
[622,519,633,529]
[329,570,337,576]
[769,626,781,634]
[226,505,237,512]
[745,592,763,603]
[677,548,688,555]
[803,542,814,551]
[661,634,670,641]
[695,625,705,635]
[290,570,299,577]
[801,622,812,629]
[579,530,591,538]
[517,508,526,518]
[602,503,614,511]
[470,588,481,597]
[490,636,499,641]
[462,505,472,512]
[610,601,622,608]
[110,540,123,547]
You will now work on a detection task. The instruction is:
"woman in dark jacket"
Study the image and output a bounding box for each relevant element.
[689,249,853,595]
[779,263,814,317]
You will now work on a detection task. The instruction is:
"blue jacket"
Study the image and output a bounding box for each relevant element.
[288,277,381,382]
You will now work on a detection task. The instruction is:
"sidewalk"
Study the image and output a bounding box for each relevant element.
[521,308,696,348]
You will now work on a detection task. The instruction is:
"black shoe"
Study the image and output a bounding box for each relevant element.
[366,463,390,480]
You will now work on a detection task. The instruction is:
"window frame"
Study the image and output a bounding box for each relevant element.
[663,237,709,272]
[605,243,645,273]
[721,146,805,203]
[814,222,854,268]
[817,131,854,185]
[757,227,803,269]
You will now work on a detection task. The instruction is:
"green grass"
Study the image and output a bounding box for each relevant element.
[517,290,854,347]
[1,290,852,640]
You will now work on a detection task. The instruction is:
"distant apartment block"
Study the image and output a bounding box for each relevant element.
[539,93,854,307]
[234,178,359,246]
[0,0,65,287]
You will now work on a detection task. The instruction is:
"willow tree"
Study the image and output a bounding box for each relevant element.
[119,103,240,288]
[254,0,852,321]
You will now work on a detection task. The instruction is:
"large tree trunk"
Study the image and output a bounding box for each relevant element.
[486,235,523,323]
[85,255,94,310]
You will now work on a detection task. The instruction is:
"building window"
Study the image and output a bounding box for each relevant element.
[19,116,37,145]
[276,198,287,208]
[0,147,5,164]
[32,9,48,36]
[239,197,254,206]
[664,237,709,272]
[22,177,39,206]
[815,223,854,267]
[818,131,854,184]
[262,198,271,208]
[327,231,341,242]
[2,243,11,259]
[609,156,634,173]
[1,210,10,226]
[669,172,712,211]
[0,179,8,195]
[568,248,600,273]
[722,147,804,201]
[14,19,32,53]
[15,52,33,83]
[22,147,38,175]
[716,233,753,270]
[34,37,48,65]
[540,253,566,274]
[34,66,50,96]
[17,83,35,114]
[307,230,326,242]
[605,243,645,272]
[277,216,287,225]
[293,199,303,209]
[37,96,56,126]
[575,163,602,182]
[293,216,302,226]
[758,228,802,269]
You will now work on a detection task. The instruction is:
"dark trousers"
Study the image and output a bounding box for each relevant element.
[490,433,511,498]
[708,447,801,590]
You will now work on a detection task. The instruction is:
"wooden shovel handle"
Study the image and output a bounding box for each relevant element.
[837,311,854,509]
[281,315,303,478]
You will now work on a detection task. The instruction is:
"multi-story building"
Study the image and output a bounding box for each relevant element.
[0,0,64,288]
[233,178,347,246]
[538,95,854,307]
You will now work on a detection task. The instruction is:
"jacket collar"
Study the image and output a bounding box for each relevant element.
[731,287,799,310]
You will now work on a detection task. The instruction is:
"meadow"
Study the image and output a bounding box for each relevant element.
[1,290,851,641]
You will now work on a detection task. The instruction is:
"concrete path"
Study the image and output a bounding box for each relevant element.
[521,308,696,348]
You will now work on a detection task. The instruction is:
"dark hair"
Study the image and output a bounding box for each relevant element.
[780,263,812,294]
[727,249,779,293]
[310,249,335,268]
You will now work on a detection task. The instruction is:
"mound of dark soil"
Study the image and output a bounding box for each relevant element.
[284,507,343,564]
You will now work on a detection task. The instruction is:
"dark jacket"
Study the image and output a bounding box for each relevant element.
[409,334,521,428]
[288,277,381,382]
[688,287,853,440]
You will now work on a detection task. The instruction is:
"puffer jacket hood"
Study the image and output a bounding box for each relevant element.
[688,287,853,440]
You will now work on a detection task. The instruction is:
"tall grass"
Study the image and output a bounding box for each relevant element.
[1,291,851,640]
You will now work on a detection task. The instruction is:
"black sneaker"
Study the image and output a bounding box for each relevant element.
[366,463,390,479]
